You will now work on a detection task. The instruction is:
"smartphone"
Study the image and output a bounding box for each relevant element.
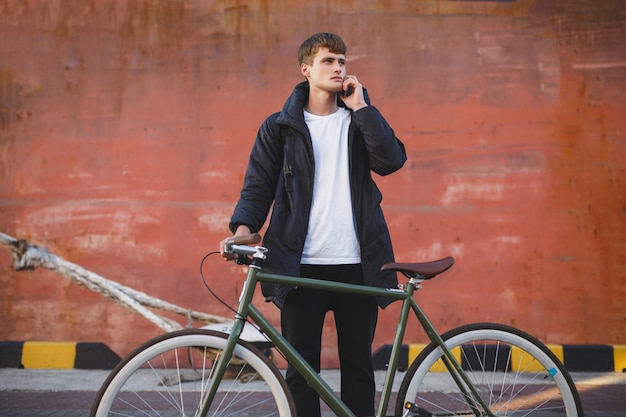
[341,85,354,97]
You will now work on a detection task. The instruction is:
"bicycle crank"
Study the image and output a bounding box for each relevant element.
[402,402,484,417]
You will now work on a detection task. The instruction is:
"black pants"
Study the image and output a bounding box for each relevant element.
[281,264,378,417]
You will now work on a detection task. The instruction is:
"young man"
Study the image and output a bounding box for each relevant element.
[222,32,406,417]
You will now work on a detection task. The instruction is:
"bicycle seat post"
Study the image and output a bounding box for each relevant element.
[406,276,424,291]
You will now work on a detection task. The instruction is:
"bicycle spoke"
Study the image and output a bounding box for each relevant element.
[397,324,582,417]
[91,330,295,417]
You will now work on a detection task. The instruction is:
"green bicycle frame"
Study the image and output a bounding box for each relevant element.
[201,263,496,417]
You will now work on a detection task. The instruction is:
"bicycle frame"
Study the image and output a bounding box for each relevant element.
[201,255,496,417]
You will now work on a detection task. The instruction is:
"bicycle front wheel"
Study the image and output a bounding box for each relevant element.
[91,329,295,417]
[396,323,583,417]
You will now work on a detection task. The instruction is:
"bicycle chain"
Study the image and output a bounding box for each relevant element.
[404,402,483,417]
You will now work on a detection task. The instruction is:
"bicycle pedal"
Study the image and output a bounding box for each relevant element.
[403,402,433,417]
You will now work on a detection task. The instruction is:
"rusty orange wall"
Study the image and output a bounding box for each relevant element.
[0,0,624,367]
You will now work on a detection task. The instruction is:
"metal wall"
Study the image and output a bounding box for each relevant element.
[1,0,624,367]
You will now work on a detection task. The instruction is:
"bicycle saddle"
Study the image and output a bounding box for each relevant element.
[381,256,454,279]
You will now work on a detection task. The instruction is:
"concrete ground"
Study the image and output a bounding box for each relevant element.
[0,368,625,416]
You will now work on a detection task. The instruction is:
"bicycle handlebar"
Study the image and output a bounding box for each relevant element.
[223,233,261,251]
[223,234,263,265]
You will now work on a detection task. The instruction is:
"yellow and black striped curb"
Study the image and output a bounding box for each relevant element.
[3,341,625,372]
[372,344,626,373]
[0,341,121,369]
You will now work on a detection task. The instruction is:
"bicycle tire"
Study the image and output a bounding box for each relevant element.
[90,328,296,417]
[395,323,583,417]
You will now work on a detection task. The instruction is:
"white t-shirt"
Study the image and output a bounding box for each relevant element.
[301,108,361,264]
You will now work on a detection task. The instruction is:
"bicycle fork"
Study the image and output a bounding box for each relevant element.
[197,312,248,416]
[198,261,262,416]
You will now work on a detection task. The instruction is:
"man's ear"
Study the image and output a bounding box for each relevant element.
[300,62,310,78]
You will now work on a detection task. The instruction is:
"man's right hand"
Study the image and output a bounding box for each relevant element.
[219,225,252,259]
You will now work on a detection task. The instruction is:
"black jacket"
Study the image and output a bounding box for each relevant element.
[230,81,407,308]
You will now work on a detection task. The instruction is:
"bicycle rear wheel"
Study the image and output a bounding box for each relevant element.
[91,328,295,417]
[396,323,583,417]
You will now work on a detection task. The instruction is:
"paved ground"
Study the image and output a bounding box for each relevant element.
[0,369,625,416]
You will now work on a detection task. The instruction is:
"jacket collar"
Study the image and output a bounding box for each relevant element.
[277,81,371,132]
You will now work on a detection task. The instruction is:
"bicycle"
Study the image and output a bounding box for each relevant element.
[90,233,584,416]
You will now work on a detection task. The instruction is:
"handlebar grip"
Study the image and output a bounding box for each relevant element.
[229,233,261,246]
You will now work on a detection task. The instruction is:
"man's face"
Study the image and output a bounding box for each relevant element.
[301,47,347,93]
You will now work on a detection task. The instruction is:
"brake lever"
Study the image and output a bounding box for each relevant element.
[234,254,252,266]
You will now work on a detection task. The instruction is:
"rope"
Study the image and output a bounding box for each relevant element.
[0,232,228,332]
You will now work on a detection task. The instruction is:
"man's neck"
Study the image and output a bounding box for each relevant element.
[304,88,338,116]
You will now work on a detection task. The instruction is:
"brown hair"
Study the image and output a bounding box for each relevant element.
[297,33,347,65]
